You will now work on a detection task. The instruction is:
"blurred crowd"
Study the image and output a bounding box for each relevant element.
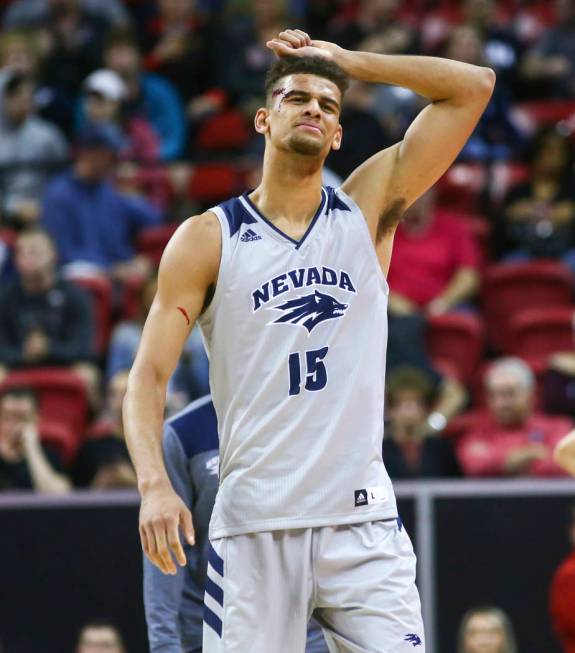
[0,0,574,493]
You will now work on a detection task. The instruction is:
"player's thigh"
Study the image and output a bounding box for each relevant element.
[203,530,313,653]
[315,520,425,653]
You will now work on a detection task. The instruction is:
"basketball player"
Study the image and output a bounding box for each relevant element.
[554,430,575,476]
[144,395,329,653]
[124,29,495,652]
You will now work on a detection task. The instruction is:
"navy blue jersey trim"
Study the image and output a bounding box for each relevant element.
[325,186,351,213]
[242,187,327,249]
[203,604,223,637]
[205,576,224,607]
[217,196,257,238]
[208,543,224,576]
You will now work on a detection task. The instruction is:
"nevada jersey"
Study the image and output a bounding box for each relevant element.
[197,186,397,539]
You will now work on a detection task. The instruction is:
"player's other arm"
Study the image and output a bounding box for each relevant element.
[339,51,494,270]
[123,211,221,575]
[554,430,575,477]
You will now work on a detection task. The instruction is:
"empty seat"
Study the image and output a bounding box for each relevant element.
[1,368,89,440]
[196,110,251,151]
[136,224,178,266]
[507,307,575,369]
[481,261,573,352]
[188,163,245,204]
[426,313,485,383]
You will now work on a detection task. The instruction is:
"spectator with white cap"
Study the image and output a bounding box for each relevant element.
[81,68,161,165]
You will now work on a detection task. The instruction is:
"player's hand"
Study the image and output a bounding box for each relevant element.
[139,482,195,575]
[266,29,340,61]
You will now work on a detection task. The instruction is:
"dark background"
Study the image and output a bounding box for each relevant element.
[0,494,571,653]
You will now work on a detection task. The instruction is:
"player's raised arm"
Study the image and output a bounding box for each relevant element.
[554,430,575,477]
[123,211,221,575]
[267,30,495,274]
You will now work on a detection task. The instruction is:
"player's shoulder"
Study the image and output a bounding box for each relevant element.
[160,210,221,274]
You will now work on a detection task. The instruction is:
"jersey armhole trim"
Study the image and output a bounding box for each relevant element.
[198,207,230,323]
[334,187,390,296]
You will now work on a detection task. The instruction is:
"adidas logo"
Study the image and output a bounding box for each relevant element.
[354,490,368,506]
[240,229,262,242]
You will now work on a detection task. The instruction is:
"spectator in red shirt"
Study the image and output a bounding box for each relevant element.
[549,505,575,653]
[387,188,481,317]
[457,357,573,477]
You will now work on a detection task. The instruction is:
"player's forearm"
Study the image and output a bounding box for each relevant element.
[332,48,495,104]
[123,365,172,493]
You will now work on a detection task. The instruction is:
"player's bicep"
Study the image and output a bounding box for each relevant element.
[132,212,221,386]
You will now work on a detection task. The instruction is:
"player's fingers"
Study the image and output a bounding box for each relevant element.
[143,524,165,572]
[266,39,294,56]
[153,520,177,575]
[294,29,311,45]
[279,30,304,48]
[139,525,150,557]
[181,508,195,547]
[167,518,186,567]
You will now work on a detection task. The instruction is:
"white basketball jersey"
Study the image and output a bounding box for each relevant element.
[197,186,398,539]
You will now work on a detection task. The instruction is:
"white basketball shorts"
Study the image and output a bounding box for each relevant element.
[202,518,425,652]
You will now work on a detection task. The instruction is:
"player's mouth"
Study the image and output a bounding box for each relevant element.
[296,123,323,134]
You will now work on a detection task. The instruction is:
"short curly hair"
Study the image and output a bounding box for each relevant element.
[265,56,349,106]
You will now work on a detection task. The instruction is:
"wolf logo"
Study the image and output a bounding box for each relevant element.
[404,634,423,647]
[270,290,348,333]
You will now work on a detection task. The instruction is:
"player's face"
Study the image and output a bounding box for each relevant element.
[486,371,532,427]
[256,74,343,158]
[463,613,506,653]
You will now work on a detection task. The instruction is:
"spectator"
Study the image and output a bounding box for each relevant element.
[0,228,98,401]
[11,0,115,136]
[0,29,40,77]
[144,396,329,653]
[522,0,575,98]
[383,367,461,480]
[3,0,130,30]
[142,0,223,109]
[457,605,518,653]
[0,70,68,228]
[103,29,187,160]
[106,272,210,410]
[327,0,418,55]
[554,428,575,476]
[41,122,161,280]
[80,68,160,164]
[497,126,575,271]
[76,621,126,653]
[550,504,575,653]
[457,358,573,477]
[443,25,523,162]
[387,188,481,316]
[0,387,71,493]
[74,370,136,489]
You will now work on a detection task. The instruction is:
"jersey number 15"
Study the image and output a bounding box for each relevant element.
[288,346,329,396]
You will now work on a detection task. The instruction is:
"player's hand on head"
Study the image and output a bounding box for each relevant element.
[139,482,195,575]
[266,29,338,60]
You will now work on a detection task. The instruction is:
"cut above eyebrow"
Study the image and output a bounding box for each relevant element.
[283,90,340,110]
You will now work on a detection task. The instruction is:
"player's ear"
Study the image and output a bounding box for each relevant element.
[254,107,270,135]
[331,125,343,151]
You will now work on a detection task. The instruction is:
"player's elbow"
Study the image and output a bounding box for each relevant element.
[476,66,496,96]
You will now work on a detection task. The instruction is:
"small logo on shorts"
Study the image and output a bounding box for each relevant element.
[354,490,367,506]
[404,633,422,647]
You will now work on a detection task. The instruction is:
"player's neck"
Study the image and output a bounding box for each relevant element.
[252,150,324,225]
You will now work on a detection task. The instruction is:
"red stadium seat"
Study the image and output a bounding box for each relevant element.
[188,163,246,203]
[39,419,77,465]
[70,276,113,355]
[196,110,251,151]
[436,163,487,212]
[1,368,89,440]
[481,261,573,352]
[511,100,575,133]
[426,313,485,383]
[136,224,178,266]
[507,307,575,369]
